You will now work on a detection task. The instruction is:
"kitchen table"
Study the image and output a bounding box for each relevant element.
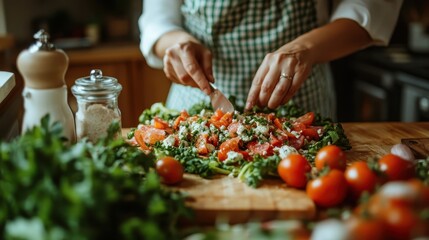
[123,122,429,224]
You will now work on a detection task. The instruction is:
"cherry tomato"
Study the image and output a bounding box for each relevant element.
[294,112,315,126]
[378,154,414,181]
[345,216,385,240]
[306,169,348,208]
[315,145,347,171]
[278,154,311,189]
[379,204,425,240]
[155,156,184,185]
[345,161,378,199]
[218,137,240,161]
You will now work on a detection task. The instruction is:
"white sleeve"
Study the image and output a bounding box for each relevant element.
[139,0,183,68]
[330,0,403,46]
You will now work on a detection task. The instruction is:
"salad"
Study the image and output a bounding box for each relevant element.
[128,102,351,187]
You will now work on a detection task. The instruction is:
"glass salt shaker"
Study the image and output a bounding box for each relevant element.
[71,69,122,142]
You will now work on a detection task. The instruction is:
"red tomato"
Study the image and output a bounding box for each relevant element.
[379,204,425,240]
[378,154,414,181]
[210,109,233,128]
[247,141,274,157]
[153,117,170,129]
[301,127,320,140]
[195,134,210,155]
[156,156,184,185]
[306,169,348,208]
[294,112,315,126]
[289,135,305,150]
[345,161,378,199]
[269,134,283,147]
[345,216,385,240]
[315,145,347,171]
[218,137,240,161]
[173,110,189,129]
[278,154,311,189]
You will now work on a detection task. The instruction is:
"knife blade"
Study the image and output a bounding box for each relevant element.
[209,83,235,113]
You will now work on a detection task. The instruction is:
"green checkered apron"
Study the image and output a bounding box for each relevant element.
[165,0,336,118]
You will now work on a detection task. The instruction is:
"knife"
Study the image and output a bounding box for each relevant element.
[209,83,235,113]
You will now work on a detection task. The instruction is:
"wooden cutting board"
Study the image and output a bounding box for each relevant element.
[171,174,315,225]
[401,138,429,159]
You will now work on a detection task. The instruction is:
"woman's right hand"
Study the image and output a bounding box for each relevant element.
[162,41,214,95]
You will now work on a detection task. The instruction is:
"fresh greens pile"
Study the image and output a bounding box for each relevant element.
[134,102,351,188]
[0,116,191,240]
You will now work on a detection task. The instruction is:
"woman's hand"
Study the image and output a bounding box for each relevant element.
[163,41,214,95]
[245,43,314,111]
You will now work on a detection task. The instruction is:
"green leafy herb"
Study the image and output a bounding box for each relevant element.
[0,115,191,240]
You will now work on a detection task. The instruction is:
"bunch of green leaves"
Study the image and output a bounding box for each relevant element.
[0,116,191,240]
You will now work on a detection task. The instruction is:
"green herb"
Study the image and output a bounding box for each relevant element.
[0,115,191,240]
[139,102,180,123]
[238,155,281,188]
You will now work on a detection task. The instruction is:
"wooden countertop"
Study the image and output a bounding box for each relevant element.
[342,122,429,161]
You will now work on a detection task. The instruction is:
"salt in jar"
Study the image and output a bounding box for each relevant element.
[71,69,122,142]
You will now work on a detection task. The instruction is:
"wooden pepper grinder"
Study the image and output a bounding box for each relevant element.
[17,29,76,142]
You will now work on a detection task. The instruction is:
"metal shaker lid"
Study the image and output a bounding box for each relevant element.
[28,29,56,52]
[71,69,122,98]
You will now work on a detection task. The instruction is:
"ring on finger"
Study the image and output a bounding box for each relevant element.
[280,73,293,81]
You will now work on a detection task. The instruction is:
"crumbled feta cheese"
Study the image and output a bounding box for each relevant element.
[254,123,269,135]
[276,145,299,159]
[190,120,208,134]
[224,151,243,165]
[178,125,189,140]
[237,124,246,135]
[162,135,176,147]
[317,128,323,136]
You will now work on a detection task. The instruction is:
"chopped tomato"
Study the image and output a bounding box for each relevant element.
[294,112,315,126]
[273,117,283,130]
[173,111,189,129]
[292,122,307,132]
[289,135,305,150]
[134,125,166,150]
[227,122,240,137]
[153,117,170,129]
[218,137,240,161]
[269,134,283,147]
[239,150,252,161]
[210,110,233,129]
[247,141,274,157]
[134,129,149,150]
[301,127,320,140]
[208,134,219,147]
[195,134,210,155]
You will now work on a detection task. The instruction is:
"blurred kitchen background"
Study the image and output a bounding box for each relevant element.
[0,0,429,140]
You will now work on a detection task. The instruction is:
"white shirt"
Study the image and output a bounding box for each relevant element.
[139,0,403,68]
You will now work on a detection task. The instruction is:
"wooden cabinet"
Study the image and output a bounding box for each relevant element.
[64,43,171,127]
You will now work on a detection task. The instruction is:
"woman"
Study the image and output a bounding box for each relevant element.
[139,0,402,119]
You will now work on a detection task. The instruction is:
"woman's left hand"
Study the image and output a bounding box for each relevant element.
[245,43,314,110]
